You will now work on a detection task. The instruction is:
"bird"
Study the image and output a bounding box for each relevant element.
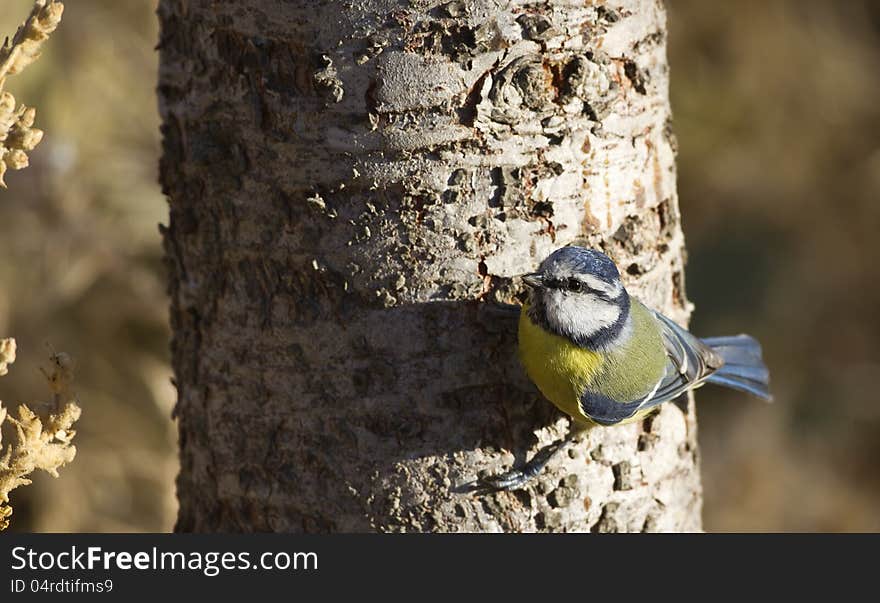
[481,245,770,491]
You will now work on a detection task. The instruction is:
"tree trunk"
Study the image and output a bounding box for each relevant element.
[158,0,701,532]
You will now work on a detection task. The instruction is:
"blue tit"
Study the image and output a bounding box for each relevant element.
[480,245,770,491]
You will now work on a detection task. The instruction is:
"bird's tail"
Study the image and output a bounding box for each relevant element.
[701,335,772,401]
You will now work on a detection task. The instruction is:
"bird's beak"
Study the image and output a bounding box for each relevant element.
[521,273,544,288]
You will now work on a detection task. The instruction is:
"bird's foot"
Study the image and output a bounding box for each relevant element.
[469,437,572,493]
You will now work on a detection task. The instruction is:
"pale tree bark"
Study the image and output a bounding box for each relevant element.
[158,0,700,532]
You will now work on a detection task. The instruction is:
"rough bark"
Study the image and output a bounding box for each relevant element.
[158,0,700,532]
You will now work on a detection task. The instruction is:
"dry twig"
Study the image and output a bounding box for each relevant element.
[0,0,63,187]
[0,338,81,531]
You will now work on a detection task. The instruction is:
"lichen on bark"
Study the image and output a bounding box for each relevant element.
[159,0,700,532]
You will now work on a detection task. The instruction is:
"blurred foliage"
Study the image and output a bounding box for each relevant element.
[669,0,880,531]
[0,0,877,532]
[0,0,174,532]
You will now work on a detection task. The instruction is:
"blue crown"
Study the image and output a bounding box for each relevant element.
[539,246,620,283]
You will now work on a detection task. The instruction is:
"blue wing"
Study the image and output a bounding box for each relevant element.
[579,310,722,426]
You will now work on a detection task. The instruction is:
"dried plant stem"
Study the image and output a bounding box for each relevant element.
[0,339,81,531]
[0,0,63,187]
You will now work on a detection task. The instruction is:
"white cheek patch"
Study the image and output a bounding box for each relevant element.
[543,290,621,338]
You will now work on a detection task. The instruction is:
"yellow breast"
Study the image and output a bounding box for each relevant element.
[517,303,603,423]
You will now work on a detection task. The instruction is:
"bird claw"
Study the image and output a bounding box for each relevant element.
[477,467,537,492]
[462,438,570,493]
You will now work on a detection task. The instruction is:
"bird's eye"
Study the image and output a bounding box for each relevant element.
[567,278,582,292]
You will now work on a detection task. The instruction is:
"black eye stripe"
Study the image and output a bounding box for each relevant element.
[543,277,620,302]
[545,277,596,294]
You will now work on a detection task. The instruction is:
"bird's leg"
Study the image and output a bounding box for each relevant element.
[475,425,586,492]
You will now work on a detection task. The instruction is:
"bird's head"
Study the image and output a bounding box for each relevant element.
[523,246,631,347]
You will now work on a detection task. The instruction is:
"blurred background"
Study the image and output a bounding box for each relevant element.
[0,0,175,532]
[1,0,877,532]
[669,0,880,531]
